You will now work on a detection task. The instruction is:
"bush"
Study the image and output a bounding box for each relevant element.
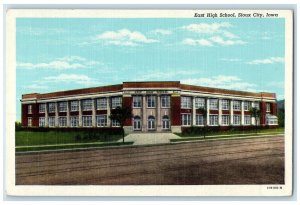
[15,122,22,131]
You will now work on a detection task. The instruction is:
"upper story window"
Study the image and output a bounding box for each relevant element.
[232,100,241,111]
[70,101,79,111]
[266,103,271,112]
[161,95,170,108]
[147,95,156,108]
[253,102,260,110]
[58,101,67,112]
[28,105,32,114]
[209,99,218,110]
[82,99,92,111]
[97,98,107,110]
[221,100,229,110]
[48,103,56,113]
[133,96,142,108]
[244,101,250,111]
[181,96,192,109]
[39,104,45,113]
[111,97,122,109]
[195,98,205,109]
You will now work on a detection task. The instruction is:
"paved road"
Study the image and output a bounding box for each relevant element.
[16,135,284,185]
[119,132,180,145]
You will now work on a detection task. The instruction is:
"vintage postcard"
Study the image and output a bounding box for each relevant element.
[6,9,293,196]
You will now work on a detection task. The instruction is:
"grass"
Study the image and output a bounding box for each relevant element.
[176,127,284,138]
[16,131,124,146]
[16,141,134,152]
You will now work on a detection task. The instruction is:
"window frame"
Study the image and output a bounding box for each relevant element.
[48,103,56,113]
[133,96,142,108]
[244,101,250,111]
[28,105,32,114]
[70,116,79,127]
[195,114,204,126]
[181,96,192,109]
[97,98,107,110]
[96,115,107,127]
[147,95,156,108]
[48,117,55,127]
[39,117,45,127]
[82,116,92,127]
[181,113,191,126]
[70,101,79,112]
[27,117,32,127]
[221,100,229,110]
[111,97,122,109]
[221,115,230,125]
[209,115,219,126]
[244,115,251,125]
[82,99,93,111]
[233,115,241,125]
[39,104,45,113]
[209,99,218,110]
[161,95,170,108]
[58,101,67,112]
[232,101,241,111]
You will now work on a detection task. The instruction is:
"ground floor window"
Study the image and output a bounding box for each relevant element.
[181,114,191,126]
[195,114,204,125]
[221,115,230,125]
[39,117,45,127]
[244,115,251,125]
[59,117,67,127]
[112,119,120,127]
[148,116,156,130]
[70,116,79,127]
[233,115,241,125]
[48,117,55,127]
[83,116,92,127]
[133,116,141,130]
[28,117,32,127]
[162,115,170,129]
[96,115,107,127]
[209,115,218,126]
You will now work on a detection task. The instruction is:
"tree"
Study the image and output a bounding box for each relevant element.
[277,108,285,127]
[197,107,207,138]
[109,106,132,143]
[250,107,260,134]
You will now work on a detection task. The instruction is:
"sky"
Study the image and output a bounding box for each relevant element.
[16,18,285,121]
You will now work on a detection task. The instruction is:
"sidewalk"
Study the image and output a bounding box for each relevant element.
[119,133,180,145]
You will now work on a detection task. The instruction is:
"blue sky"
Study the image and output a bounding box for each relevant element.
[16,18,285,120]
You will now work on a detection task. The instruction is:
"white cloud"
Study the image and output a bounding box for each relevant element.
[17,56,102,70]
[220,58,241,62]
[182,22,231,34]
[96,29,158,46]
[210,36,246,46]
[182,38,213,46]
[152,29,172,35]
[247,57,285,65]
[43,74,100,85]
[139,70,202,81]
[182,75,257,92]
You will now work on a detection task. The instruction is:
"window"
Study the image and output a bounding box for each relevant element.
[39,104,45,113]
[70,101,79,111]
[28,105,32,114]
[253,102,260,110]
[266,103,271,112]
[70,116,79,127]
[27,117,32,127]
[133,96,142,108]
[244,115,251,125]
[244,101,250,111]
[147,95,156,108]
[82,99,92,111]
[39,117,45,127]
[82,116,92,127]
[48,117,55,127]
[209,99,218,110]
[162,115,170,129]
[233,101,241,111]
[181,96,192,109]
[48,103,56,113]
[148,116,155,129]
[222,115,230,125]
[112,97,122,109]
[196,114,204,126]
[59,117,67,127]
[233,115,241,125]
[96,115,107,127]
[221,100,229,110]
[133,116,142,130]
[195,98,205,109]
[161,95,170,108]
[266,115,278,125]
[209,115,219,126]
[97,98,107,110]
[58,101,67,112]
[181,114,191,126]
[112,119,120,127]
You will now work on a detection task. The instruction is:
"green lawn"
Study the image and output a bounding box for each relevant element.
[176,127,284,138]
[16,131,124,146]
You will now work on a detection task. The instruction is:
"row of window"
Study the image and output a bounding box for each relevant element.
[180,97,261,110]
[31,115,120,128]
[181,114,252,126]
[132,95,171,108]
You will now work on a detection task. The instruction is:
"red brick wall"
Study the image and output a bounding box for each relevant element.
[260,102,266,125]
[171,96,181,125]
[123,96,132,126]
[96,110,107,115]
[32,103,39,127]
[272,102,277,115]
[222,110,230,114]
[209,110,219,114]
[181,109,192,114]
[21,104,28,127]
[233,111,241,115]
